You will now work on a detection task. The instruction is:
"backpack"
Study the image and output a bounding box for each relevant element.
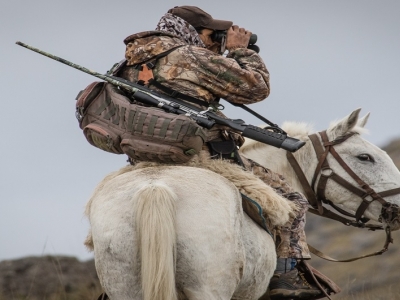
[75,81,207,163]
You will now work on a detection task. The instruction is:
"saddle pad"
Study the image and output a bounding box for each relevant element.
[241,193,273,237]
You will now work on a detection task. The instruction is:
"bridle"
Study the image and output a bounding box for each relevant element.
[287,130,400,261]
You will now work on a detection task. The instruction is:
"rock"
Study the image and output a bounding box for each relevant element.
[0,255,101,300]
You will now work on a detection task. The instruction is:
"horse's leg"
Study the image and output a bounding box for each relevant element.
[173,180,247,300]
[232,214,276,300]
[90,188,142,299]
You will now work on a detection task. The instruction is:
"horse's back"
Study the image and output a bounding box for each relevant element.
[88,165,254,299]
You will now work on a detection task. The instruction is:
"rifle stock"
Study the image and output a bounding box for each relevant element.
[16,41,305,152]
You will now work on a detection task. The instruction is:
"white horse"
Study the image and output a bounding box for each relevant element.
[84,108,400,300]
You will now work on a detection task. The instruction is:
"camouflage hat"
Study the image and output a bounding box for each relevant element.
[168,6,233,30]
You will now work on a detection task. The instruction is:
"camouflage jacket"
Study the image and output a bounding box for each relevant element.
[119,31,270,104]
[117,31,271,144]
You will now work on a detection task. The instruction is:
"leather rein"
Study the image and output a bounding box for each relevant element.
[287,130,400,262]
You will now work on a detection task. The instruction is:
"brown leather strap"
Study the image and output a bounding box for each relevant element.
[309,206,350,223]
[355,199,376,222]
[329,173,366,198]
[322,197,360,219]
[309,133,325,157]
[308,207,382,230]
[308,226,393,262]
[308,244,384,262]
[309,133,330,189]
[329,146,380,199]
[300,260,334,300]
[316,171,329,205]
[379,187,400,198]
[286,152,320,210]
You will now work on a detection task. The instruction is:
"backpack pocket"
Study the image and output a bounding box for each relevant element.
[120,138,192,163]
[76,82,106,122]
[83,122,123,154]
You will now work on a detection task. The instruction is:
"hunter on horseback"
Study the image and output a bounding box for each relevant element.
[97,5,338,299]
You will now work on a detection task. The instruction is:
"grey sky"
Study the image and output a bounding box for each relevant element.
[1,0,399,261]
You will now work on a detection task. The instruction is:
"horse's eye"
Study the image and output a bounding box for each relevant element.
[357,154,375,162]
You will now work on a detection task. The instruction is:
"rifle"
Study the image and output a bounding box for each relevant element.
[16,41,305,152]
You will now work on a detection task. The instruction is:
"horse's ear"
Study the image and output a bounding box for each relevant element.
[328,108,361,140]
[357,112,370,128]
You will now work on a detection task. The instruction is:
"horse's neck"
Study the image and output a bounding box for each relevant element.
[242,138,317,194]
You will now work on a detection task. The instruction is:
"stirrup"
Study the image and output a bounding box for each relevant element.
[296,260,341,299]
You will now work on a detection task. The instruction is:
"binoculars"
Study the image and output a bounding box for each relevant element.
[211,30,260,53]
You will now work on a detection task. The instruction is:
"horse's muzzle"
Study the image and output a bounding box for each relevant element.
[379,202,400,230]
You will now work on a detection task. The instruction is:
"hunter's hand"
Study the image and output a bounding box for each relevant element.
[226,25,252,51]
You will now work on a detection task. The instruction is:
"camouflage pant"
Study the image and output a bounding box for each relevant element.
[242,157,311,259]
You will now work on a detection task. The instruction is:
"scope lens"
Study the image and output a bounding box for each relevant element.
[249,34,257,45]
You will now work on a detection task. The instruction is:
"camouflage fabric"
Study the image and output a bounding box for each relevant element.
[243,157,311,259]
[119,19,269,147]
[274,192,310,259]
[155,13,205,48]
[121,32,270,104]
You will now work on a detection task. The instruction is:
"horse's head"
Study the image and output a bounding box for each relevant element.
[308,108,400,230]
[240,108,400,231]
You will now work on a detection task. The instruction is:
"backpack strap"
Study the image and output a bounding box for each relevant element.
[131,46,213,108]
[137,45,185,85]
[147,78,211,108]
[109,45,213,108]
[107,45,184,78]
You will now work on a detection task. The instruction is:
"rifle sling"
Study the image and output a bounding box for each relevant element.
[148,79,210,108]
[232,103,281,130]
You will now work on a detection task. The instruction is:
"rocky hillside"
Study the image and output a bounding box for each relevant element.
[1,138,399,300]
[0,256,101,300]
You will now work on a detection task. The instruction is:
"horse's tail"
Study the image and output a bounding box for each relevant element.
[133,182,178,300]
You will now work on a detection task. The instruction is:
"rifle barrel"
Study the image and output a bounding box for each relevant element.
[15,41,139,93]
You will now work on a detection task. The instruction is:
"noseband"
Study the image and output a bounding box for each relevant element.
[287,130,400,261]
